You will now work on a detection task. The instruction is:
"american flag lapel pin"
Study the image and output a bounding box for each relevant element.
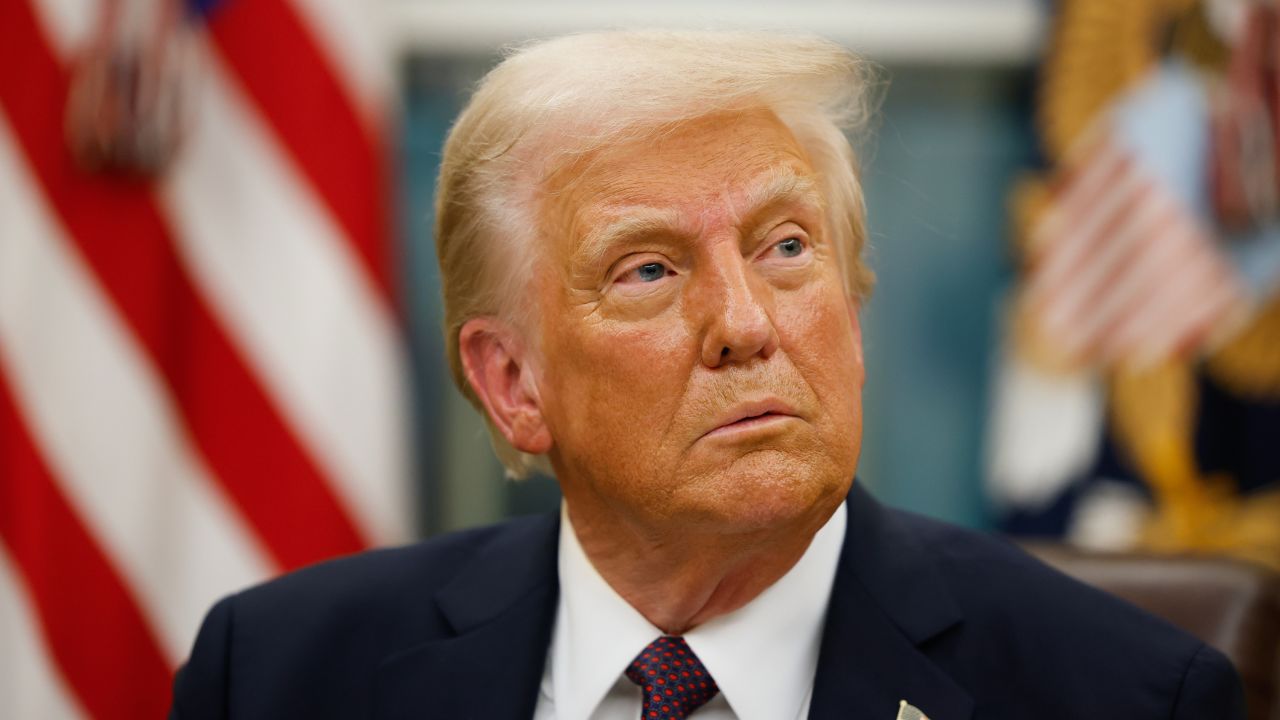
[896,699,930,720]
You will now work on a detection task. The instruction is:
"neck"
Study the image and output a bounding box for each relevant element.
[564,496,836,634]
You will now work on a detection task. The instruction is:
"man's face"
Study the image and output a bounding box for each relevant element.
[532,110,864,535]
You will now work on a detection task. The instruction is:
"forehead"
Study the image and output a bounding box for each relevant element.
[540,110,818,250]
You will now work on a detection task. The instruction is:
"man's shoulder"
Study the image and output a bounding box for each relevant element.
[882,506,1243,717]
[893,507,1183,642]
[888,507,1195,651]
[171,513,559,719]
[228,511,556,625]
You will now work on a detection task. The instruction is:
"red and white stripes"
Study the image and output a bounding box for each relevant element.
[0,0,410,716]
[1022,133,1248,367]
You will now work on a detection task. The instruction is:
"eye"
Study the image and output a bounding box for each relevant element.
[775,237,805,258]
[757,227,812,269]
[616,261,672,284]
[636,262,666,282]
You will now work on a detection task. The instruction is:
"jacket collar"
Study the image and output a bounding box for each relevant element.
[373,513,561,719]
[372,482,974,720]
[809,483,974,720]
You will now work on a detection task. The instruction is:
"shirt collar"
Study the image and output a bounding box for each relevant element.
[550,501,847,720]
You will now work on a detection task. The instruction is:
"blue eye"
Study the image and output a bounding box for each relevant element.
[635,262,666,282]
[777,237,804,257]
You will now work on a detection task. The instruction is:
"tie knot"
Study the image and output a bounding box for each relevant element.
[624,636,720,719]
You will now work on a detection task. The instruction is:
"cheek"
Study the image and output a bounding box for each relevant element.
[543,313,695,462]
[778,283,863,423]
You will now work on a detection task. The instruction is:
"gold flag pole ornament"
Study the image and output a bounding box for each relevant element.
[1014,0,1280,571]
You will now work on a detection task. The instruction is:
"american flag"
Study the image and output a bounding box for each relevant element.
[1020,130,1248,369]
[0,0,411,716]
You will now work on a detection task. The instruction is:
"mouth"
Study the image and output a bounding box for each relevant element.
[701,398,800,440]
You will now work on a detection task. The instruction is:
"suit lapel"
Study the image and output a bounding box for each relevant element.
[370,485,974,719]
[373,513,561,719]
[809,485,974,720]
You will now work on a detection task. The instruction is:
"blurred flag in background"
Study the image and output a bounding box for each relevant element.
[989,0,1280,571]
[0,0,411,716]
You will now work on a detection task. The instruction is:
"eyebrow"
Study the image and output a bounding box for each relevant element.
[736,168,823,227]
[575,208,685,270]
[574,167,823,270]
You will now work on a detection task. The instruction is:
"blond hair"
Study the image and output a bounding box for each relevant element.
[434,29,878,477]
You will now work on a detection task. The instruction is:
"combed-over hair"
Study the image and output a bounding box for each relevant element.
[434,29,878,477]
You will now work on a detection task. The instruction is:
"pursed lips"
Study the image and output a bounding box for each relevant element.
[699,397,801,440]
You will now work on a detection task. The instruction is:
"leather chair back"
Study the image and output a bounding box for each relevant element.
[1023,544,1280,720]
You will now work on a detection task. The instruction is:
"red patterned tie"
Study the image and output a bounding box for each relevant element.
[624,636,720,719]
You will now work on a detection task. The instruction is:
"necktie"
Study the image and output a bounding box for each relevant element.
[624,635,720,719]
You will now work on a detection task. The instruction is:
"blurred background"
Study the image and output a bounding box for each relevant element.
[2,0,1278,717]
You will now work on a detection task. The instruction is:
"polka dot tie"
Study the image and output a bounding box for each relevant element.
[624,635,720,720]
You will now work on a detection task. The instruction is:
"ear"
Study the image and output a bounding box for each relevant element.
[458,317,553,455]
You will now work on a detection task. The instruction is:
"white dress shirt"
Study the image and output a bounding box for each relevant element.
[533,501,847,720]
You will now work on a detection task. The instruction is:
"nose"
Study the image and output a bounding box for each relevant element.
[698,252,780,368]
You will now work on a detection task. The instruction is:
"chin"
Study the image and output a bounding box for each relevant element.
[676,449,852,533]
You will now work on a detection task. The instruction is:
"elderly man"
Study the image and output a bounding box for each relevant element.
[170,31,1244,720]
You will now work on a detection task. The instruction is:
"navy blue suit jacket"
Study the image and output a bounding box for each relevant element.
[169,484,1245,719]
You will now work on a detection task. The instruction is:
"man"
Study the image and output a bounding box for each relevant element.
[170,31,1245,719]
